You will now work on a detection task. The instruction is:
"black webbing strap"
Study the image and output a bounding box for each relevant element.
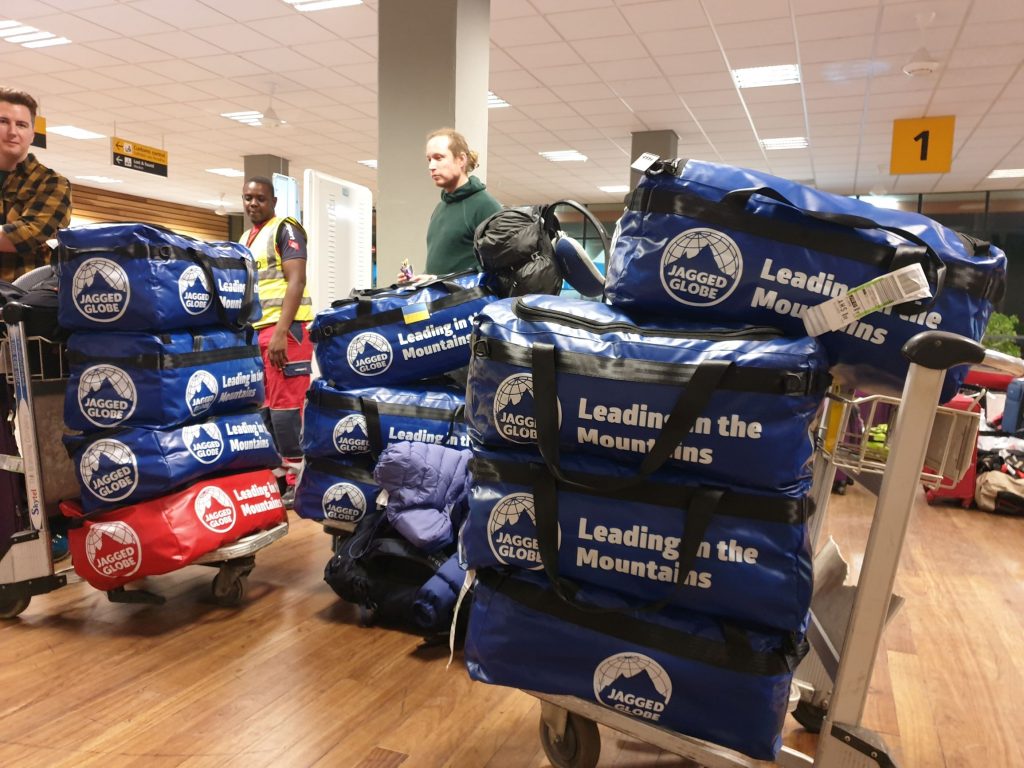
[67,344,261,371]
[477,336,822,396]
[532,465,719,615]
[360,398,385,459]
[476,570,795,677]
[307,456,378,485]
[311,286,489,340]
[532,342,732,492]
[306,386,465,423]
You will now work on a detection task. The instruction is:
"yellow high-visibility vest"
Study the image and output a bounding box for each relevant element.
[241,216,313,329]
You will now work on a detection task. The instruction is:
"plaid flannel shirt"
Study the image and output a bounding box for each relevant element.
[1,153,72,283]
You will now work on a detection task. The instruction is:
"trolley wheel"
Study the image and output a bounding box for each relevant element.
[211,570,247,607]
[539,711,601,768]
[792,699,827,733]
[0,595,30,619]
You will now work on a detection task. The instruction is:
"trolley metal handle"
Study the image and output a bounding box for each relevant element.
[902,329,1024,377]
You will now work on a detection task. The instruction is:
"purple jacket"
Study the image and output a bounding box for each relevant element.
[373,441,472,552]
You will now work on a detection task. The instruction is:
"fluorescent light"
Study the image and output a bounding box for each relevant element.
[23,37,70,48]
[599,185,629,193]
[488,91,510,109]
[283,0,362,10]
[7,31,52,43]
[987,169,1024,179]
[760,136,808,150]
[0,25,36,38]
[206,168,245,178]
[221,110,263,126]
[76,175,121,184]
[731,64,801,89]
[0,20,23,30]
[198,199,236,207]
[357,159,377,169]
[540,150,588,163]
[48,125,105,140]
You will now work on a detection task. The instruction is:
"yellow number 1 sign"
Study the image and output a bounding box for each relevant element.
[890,116,955,174]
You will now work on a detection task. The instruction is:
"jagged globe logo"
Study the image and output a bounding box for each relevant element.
[593,652,673,719]
[182,423,224,464]
[492,373,560,444]
[77,364,137,428]
[323,482,367,522]
[194,485,236,533]
[659,228,742,307]
[80,439,138,502]
[178,265,212,315]
[85,521,142,579]
[72,258,130,322]
[486,492,551,570]
[346,332,393,377]
[186,370,219,416]
[332,415,370,453]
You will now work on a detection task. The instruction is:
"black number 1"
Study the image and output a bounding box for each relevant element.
[914,130,930,161]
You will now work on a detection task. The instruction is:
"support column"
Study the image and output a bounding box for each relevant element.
[377,0,491,284]
[629,130,678,189]
[242,154,289,229]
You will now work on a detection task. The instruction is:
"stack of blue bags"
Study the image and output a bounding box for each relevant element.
[295,271,495,525]
[56,223,281,517]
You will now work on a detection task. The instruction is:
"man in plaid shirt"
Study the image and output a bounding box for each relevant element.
[0,86,71,283]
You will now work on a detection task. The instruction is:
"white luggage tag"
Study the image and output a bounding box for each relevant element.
[803,263,931,337]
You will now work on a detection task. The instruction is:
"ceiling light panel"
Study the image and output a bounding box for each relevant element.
[76,175,121,184]
[48,125,105,140]
[599,185,629,193]
[488,91,510,109]
[987,169,1024,179]
[282,0,362,11]
[540,150,588,162]
[0,19,70,48]
[206,168,245,177]
[731,64,801,89]
[221,110,263,126]
[357,159,377,168]
[760,136,809,150]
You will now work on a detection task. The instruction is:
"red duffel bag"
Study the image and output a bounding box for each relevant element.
[61,469,286,591]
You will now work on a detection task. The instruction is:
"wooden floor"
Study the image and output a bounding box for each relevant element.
[1,482,1022,768]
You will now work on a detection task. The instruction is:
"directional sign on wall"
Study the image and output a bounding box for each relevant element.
[111,136,168,177]
[890,116,955,175]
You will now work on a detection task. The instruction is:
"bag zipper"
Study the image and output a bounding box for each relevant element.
[510,298,782,340]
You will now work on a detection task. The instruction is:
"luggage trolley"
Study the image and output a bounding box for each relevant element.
[0,301,288,618]
[528,331,1021,768]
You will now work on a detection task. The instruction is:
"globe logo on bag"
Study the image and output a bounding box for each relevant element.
[178,265,212,315]
[185,370,220,416]
[194,485,237,533]
[183,423,225,464]
[72,258,131,322]
[77,364,137,428]
[323,482,367,522]
[593,652,673,722]
[80,439,139,502]
[486,492,553,570]
[659,228,742,307]
[493,373,560,444]
[347,332,393,377]
[332,415,370,453]
[85,521,142,579]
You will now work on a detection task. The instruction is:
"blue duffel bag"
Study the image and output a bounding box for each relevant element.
[604,158,1006,401]
[294,455,378,523]
[301,379,468,459]
[465,570,804,761]
[466,295,830,495]
[65,410,280,513]
[56,222,261,332]
[65,327,265,432]
[462,448,812,632]
[309,271,496,389]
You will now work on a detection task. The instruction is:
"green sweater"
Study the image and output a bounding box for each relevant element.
[425,176,502,275]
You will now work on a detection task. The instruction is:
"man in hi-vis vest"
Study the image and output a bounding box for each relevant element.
[240,176,313,505]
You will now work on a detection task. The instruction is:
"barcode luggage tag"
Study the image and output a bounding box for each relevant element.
[803,263,931,337]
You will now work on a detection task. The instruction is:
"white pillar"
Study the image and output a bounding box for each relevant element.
[377,0,491,284]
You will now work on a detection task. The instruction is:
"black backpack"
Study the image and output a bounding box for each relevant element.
[473,200,609,299]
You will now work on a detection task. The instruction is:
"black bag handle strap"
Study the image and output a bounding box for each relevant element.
[544,200,612,258]
[359,397,385,460]
[721,186,947,312]
[444,404,466,447]
[531,342,731,493]
[346,504,389,560]
[533,465,720,614]
[186,245,257,331]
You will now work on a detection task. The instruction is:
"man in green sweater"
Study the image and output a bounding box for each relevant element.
[424,127,502,276]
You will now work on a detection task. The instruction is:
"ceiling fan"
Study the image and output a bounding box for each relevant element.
[261,83,289,129]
